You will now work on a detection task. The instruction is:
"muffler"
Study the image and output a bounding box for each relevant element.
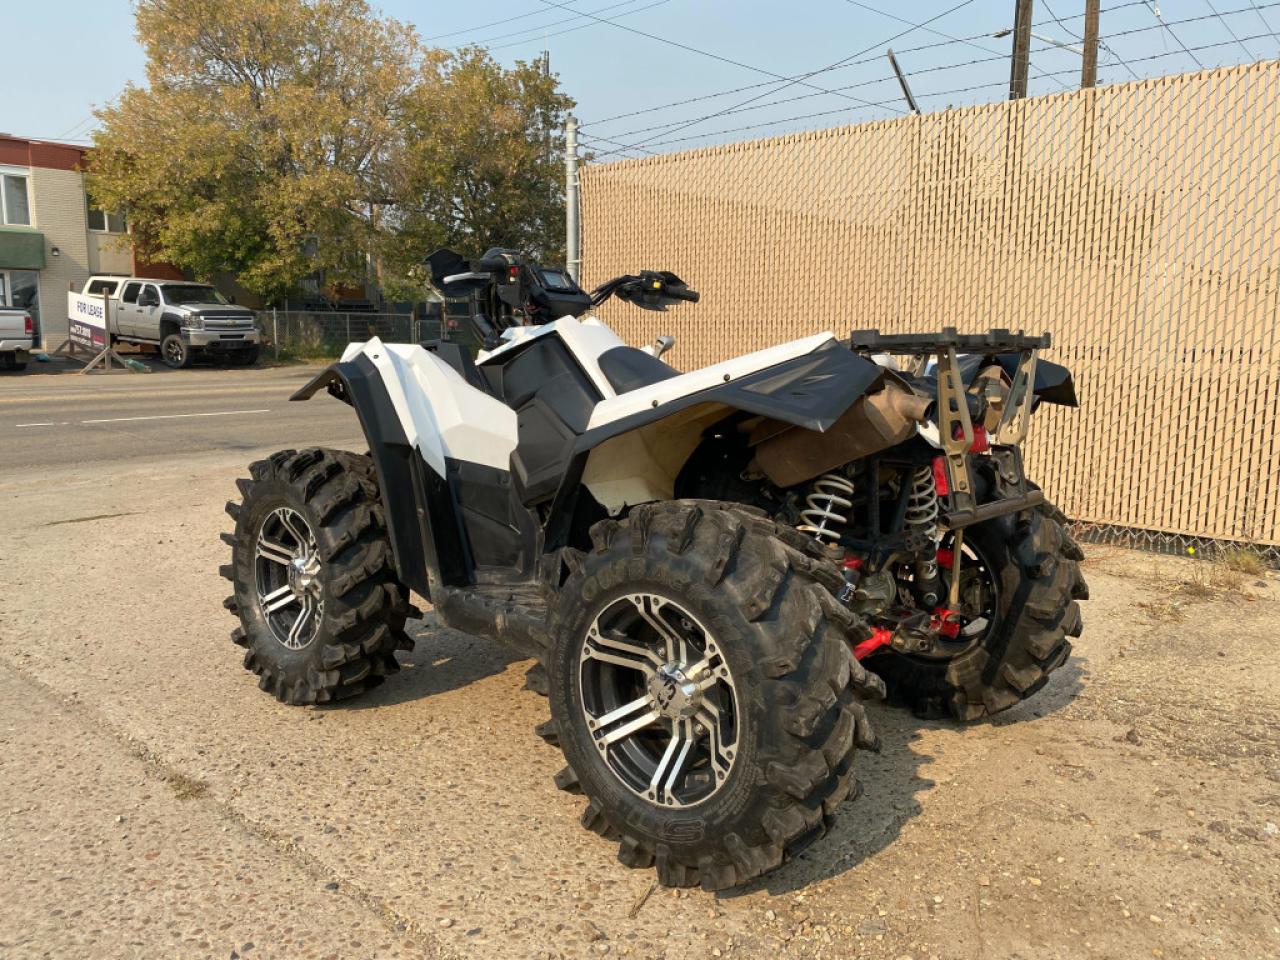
[751,383,931,488]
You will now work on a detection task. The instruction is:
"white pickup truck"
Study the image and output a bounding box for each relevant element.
[82,276,261,368]
[0,308,34,372]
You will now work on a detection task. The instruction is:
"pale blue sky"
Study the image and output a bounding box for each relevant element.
[6,1,1279,156]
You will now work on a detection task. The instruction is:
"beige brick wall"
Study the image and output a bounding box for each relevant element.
[29,166,92,347]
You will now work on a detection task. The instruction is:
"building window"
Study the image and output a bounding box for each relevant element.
[86,201,126,233]
[1,174,31,226]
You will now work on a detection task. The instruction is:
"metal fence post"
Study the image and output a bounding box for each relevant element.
[345,313,351,343]
[566,114,581,281]
[272,307,279,360]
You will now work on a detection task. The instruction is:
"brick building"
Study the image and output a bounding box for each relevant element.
[0,135,134,347]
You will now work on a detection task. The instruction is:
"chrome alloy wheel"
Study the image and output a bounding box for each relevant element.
[254,507,324,650]
[578,593,739,808]
[163,337,185,367]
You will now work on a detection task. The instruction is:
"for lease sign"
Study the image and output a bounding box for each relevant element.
[67,292,109,350]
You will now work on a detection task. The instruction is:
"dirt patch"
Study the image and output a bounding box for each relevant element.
[1,456,1278,959]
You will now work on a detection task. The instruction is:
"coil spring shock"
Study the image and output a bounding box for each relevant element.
[906,465,943,605]
[798,473,855,544]
[905,465,939,539]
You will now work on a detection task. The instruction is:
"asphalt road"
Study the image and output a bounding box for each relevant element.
[0,363,364,472]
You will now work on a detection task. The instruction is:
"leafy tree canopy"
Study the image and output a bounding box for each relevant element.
[89,0,572,303]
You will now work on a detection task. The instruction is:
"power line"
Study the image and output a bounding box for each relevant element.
[588,32,1087,145]
[487,0,670,51]
[530,0,905,114]
[52,115,97,140]
[845,0,1072,91]
[606,0,978,154]
[583,74,903,142]
[470,0,656,48]
[611,97,906,152]
[1145,1,1206,68]
[426,2,584,41]
[581,0,1153,130]
[1042,0,1140,79]
[577,130,659,157]
[590,30,1278,160]
[1205,0,1260,58]
[1248,0,1280,51]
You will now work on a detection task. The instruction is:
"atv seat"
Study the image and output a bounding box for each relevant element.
[596,345,679,394]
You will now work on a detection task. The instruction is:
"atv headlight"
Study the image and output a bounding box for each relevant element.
[181,314,203,330]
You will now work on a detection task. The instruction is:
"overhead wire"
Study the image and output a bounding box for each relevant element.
[529,0,906,113]
[589,27,1279,159]
[1248,0,1280,50]
[486,0,671,51]
[427,2,585,41]
[1041,0,1141,78]
[1145,1,1206,67]
[589,2,1280,150]
[602,0,979,154]
[581,0,1155,130]
[844,0,1072,91]
[1205,0,1260,57]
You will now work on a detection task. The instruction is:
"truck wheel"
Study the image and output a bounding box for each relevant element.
[161,333,191,369]
[547,501,884,891]
[221,448,416,704]
[867,500,1088,721]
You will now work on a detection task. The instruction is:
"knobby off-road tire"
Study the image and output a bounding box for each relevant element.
[547,500,885,892]
[870,499,1089,721]
[221,448,416,704]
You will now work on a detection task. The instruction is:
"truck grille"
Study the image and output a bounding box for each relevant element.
[203,313,256,330]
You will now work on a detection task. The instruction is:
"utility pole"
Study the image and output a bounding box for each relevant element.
[1008,0,1033,100]
[565,115,581,282]
[1081,0,1100,88]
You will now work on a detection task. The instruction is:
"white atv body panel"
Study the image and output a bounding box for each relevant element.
[340,338,517,476]
[340,321,838,514]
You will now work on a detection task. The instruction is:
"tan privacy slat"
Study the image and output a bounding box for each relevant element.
[581,63,1280,547]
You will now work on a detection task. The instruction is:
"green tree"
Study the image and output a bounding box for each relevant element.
[89,0,572,304]
[382,48,573,286]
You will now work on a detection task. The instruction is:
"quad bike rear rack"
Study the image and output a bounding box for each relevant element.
[849,327,1050,532]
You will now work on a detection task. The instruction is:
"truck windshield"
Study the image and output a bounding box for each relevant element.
[162,285,228,306]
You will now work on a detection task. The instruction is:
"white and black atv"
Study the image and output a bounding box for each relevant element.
[221,248,1087,891]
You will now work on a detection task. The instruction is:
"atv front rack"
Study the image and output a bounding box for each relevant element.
[850,327,1049,532]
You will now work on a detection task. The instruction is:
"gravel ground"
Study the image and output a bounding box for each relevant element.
[2,445,1278,959]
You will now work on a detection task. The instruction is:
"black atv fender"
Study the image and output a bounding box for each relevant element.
[291,357,468,601]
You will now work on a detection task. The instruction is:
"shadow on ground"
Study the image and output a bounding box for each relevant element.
[334,610,1088,894]
[332,618,523,709]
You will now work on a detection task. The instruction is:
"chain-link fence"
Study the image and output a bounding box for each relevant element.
[582,61,1280,559]
[257,310,445,359]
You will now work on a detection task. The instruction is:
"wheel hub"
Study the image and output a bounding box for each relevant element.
[287,556,319,598]
[578,592,739,808]
[647,663,703,719]
[254,507,324,650]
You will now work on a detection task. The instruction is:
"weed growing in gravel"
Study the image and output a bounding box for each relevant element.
[1216,546,1268,576]
[166,772,209,800]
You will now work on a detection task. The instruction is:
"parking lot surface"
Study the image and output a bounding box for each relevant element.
[1,365,1278,959]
